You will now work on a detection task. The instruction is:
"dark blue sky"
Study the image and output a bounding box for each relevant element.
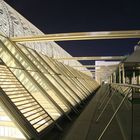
[6,0,140,60]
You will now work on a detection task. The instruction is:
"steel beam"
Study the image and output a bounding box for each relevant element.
[10,30,140,42]
[72,64,118,68]
[80,69,95,72]
[55,56,125,61]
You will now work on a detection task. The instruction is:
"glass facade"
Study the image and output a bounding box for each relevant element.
[0,34,98,140]
[0,1,99,139]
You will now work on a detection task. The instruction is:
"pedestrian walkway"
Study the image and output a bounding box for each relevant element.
[42,84,136,140]
[63,84,132,140]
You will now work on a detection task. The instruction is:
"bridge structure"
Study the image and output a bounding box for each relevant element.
[0,1,140,140]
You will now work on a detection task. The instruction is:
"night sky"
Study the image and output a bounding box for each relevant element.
[5,0,140,65]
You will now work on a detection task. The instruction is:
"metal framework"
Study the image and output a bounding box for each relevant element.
[0,34,99,140]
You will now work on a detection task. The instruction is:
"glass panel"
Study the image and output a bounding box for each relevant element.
[0,106,26,139]
[27,48,78,106]
[40,54,86,100]
[15,44,69,112]
[0,64,55,134]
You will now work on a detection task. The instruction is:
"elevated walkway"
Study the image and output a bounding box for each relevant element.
[51,84,135,140]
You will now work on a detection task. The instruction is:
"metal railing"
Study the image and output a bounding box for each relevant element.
[96,83,140,140]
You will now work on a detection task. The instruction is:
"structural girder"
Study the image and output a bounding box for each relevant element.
[72,64,118,68]
[10,30,140,42]
[56,56,125,61]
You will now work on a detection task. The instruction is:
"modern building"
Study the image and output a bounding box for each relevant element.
[0,0,139,140]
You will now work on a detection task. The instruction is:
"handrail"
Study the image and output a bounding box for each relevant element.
[111,83,140,89]
[97,84,133,140]
[97,87,132,140]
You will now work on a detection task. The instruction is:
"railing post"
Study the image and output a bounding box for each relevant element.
[131,87,134,140]
[122,64,125,84]
[119,65,121,83]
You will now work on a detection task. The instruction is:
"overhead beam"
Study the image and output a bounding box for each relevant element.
[72,64,118,68]
[73,65,96,68]
[81,69,115,72]
[56,56,125,61]
[80,69,95,72]
[10,30,140,42]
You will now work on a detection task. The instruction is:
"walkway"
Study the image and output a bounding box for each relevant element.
[42,84,136,140]
[62,84,132,140]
